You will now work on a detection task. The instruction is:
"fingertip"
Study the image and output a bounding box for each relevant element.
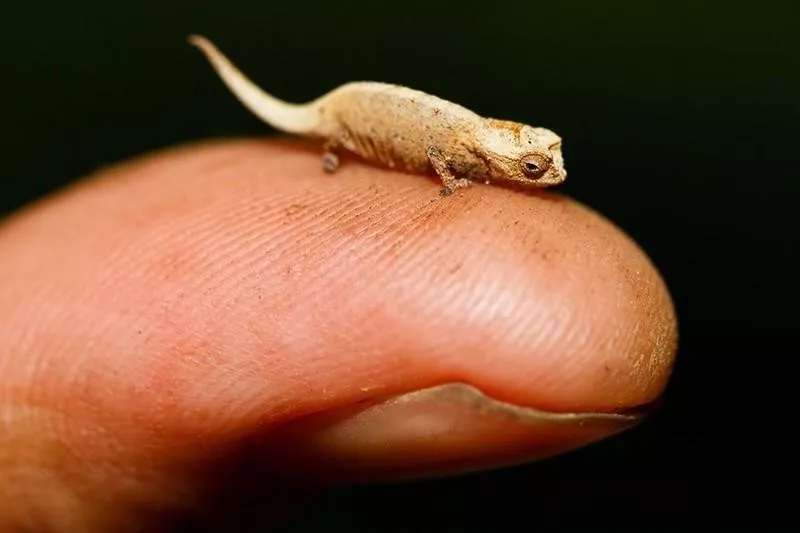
[52,138,678,413]
[0,139,678,524]
[7,138,676,416]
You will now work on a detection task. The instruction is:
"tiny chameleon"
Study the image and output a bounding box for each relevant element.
[188,35,567,196]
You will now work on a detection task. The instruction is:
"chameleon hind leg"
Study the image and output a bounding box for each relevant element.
[322,139,340,173]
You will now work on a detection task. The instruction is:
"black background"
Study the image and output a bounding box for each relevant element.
[2,0,797,529]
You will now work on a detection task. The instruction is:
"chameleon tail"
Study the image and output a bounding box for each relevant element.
[189,35,321,135]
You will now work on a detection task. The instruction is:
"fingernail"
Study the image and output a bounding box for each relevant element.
[261,384,646,482]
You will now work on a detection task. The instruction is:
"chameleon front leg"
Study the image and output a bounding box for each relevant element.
[426,145,471,196]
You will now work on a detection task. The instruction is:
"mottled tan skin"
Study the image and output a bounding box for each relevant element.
[189,36,567,196]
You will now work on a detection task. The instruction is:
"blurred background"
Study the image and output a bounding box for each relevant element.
[2,0,797,529]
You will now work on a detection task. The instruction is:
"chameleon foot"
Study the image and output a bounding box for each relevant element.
[322,151,339,173]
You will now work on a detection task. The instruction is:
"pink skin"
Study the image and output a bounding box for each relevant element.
[0,141,676,531]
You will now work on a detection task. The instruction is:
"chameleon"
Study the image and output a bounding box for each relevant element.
[188,35,567,196]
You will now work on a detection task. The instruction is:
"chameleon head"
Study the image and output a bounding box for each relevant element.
[477,121,567,188]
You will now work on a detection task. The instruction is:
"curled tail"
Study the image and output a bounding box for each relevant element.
[189,35,320,135]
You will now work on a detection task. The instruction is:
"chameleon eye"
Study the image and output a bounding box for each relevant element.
[520,154,550,179]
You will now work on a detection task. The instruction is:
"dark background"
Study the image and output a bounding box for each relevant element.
[3,0,797,529]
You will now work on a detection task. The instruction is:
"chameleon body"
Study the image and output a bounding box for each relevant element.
[189,35,567,196]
